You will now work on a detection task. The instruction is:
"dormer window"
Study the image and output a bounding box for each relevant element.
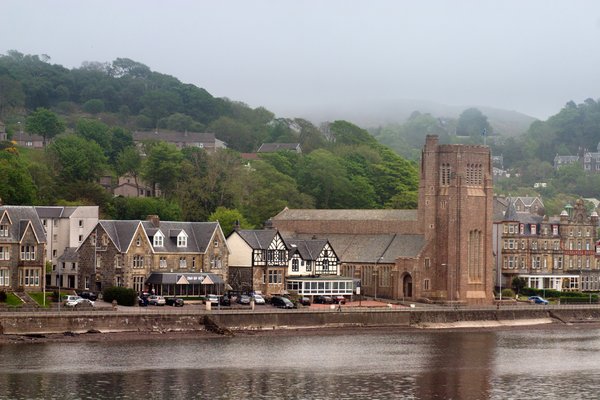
[177,231,188,248]
[153,231,164,247]
[0,224,8,237]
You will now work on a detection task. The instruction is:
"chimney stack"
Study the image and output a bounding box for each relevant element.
[147,215,160,227]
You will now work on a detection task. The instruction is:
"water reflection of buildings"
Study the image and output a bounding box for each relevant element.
[416,332,494,400]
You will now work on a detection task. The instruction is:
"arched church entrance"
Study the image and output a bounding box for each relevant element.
[402,274,413,298]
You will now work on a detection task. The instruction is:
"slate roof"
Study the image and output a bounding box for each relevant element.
[0,206,46,243]
[235,229,281,249]
[35,206,79,219]
[285,239,330,261]
[257,143,301,153]
[58,247,79,262]
[272,208,418,222]
[98,220,220,254]
[293,233,425,263]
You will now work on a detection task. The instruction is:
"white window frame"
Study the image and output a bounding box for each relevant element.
[153,232,164,247]
[177,232,188,248]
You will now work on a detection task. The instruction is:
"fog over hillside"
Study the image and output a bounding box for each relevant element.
[291,99,538,136]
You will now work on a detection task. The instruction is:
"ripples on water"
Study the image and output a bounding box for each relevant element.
[1,327,600,399]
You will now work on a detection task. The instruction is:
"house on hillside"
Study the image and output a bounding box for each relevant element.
[0,204,46,292]
[113,174,160,198]
[76,215,228,295]
[14,133,45,148]
[133,130,226,152]
[554,154,580,170]
[257,143,302,154]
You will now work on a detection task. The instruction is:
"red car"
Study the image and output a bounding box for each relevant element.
[333,296,346,304]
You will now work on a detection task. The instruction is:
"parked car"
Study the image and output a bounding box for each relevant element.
[206,294,219,305]
[220,295,231,306]
[528,296,549,305]
[299,297,311,306]
[65,296,95,308]
[165,297,184,307]
[63,295,80,304]
[333,296,346,304]
[252,294,266,305]
[271,296,294,309]
[138,296,148,306]
[238,294,251,305]
[314,295,333,304]
[148,295,166,306]
[78,291,98,301]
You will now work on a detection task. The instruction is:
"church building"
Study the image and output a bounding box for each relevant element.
[272,135,494,304]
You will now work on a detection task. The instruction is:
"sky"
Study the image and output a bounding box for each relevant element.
[3,0,600,121]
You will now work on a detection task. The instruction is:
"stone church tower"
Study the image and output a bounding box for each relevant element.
[418,135,493,303]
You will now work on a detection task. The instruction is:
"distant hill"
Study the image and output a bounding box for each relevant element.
[292,98,537,137]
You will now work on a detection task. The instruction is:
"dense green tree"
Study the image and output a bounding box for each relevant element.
[235,161,314,227]
[82,98,105,114]
[109,127,134,163]
[0,149,37,204]
[112,196,182,220]
[296,149,354,208]
[47,134,107,182]
[0,75,25,118]
[25,108,65,145]
[115,146,142,191]
[208,207,252,235]
[141,142,183,197]
[456,108,492,138]
[75,118,111,150]
[176,149,241,221]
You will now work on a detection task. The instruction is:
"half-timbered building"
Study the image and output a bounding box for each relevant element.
[226,229,289,295]
[284,238,354,299]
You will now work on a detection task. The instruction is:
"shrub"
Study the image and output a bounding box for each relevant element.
[501,288,515,298]
[0,291,6,302]
[103,286,137,306]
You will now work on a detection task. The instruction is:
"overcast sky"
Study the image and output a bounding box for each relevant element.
[3,0,600,120]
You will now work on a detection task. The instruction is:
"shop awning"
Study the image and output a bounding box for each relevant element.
[145,272,225,285]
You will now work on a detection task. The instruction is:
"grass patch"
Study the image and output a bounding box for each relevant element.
[5,293,24,307]
[29,291,54,307]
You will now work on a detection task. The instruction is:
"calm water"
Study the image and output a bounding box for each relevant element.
[1,326,599,399]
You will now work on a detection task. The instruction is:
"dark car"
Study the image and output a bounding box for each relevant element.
[220,296,231,306]
[78,291,98,301]
[271,296,294,309]
[165,297,184,307]
[299,297,311,306]
[138,296,148,306]
[333,296,346,304]
[314,295,333,304]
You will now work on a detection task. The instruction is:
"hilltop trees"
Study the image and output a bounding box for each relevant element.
[456,108,492,137]
[0,51,422,225]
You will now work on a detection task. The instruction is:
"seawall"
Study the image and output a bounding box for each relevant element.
[2,307,600,335]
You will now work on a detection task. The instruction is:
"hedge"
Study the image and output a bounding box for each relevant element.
[521,287,598,302]
[102,287,137,306]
